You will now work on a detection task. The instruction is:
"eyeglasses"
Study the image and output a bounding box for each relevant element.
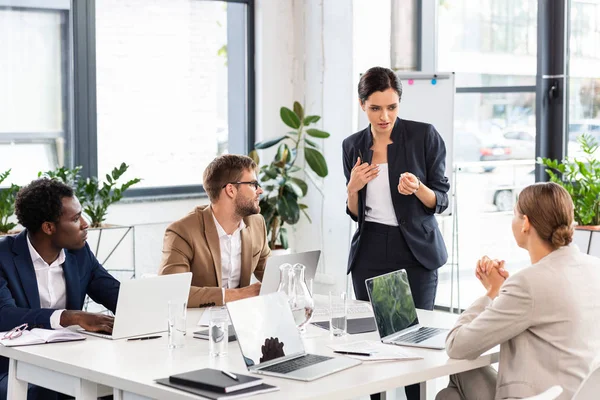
[2,323,27,340]
[222,181,261,190]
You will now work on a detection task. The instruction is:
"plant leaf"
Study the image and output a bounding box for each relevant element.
[248,150,260,165]
[289,177,308,196]
[304,138,319,148]
[280,107,301,129]
[304,148,329,177]
[293,102,304,121]
[306,128,330,138]
[304,115,320,125]
[255,136,287,150]
[277,190,300,225]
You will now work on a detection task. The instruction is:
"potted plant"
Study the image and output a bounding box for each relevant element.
[39,163,142,228]
[249,102,330,250]
[0,170,20,235]
[538,133,600,229]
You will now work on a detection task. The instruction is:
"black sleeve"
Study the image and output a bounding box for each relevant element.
[424,125,450,214]
[342,140,358,222]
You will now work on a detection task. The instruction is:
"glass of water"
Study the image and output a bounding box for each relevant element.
[209,307,229,357]
[168,300,187,349]
[329,291,347,337]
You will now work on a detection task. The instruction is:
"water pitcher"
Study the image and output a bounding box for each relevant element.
[277,263,314,332]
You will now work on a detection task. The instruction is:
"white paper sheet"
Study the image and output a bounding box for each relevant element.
[328,340,422,361]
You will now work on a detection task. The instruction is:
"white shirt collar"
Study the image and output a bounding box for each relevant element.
[26,234,66,269]
[212,215,246,238]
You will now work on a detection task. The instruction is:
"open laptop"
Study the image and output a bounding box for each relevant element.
[227,292,360,381]
[80,272,192,340]
[365,270,448,350]
[259,250,321,295]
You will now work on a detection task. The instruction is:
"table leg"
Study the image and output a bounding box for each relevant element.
[113,388,154,400]
[75,379,98,400]
[7,359,27,400]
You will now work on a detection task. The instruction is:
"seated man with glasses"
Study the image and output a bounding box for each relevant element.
[0,178,120,400]
[159,154,271,308]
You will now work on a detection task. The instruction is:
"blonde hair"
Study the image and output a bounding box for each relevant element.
[516,182,574,248]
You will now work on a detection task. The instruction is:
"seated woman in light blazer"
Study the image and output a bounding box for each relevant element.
[437,182,600,400]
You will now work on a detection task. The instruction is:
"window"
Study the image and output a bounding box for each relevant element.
[438,0,537,309]
[95,0,252,191]
[0,3,70,186]
[568,1,600,158]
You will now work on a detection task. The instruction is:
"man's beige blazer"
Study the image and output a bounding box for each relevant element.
[159,205,271,308]
[446,245,600,400]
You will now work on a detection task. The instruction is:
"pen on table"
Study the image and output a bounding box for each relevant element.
[333,350,372,357]
[221,370,238,381]
[127,335,162,341]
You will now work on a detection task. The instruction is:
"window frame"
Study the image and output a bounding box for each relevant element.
[0,0,72,175]
[2,0,255,197]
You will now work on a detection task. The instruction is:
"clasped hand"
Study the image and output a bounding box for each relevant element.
[475,256,509,299]
[398,172,419,195]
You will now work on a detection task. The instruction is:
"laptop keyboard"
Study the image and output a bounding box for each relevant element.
[392,327,446,344]
[260,354,331,374]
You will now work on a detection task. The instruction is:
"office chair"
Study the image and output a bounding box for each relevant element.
[573,363,600,400]
[521,386,562,400]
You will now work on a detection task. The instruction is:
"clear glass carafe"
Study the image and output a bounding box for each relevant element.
[277,263,314,332]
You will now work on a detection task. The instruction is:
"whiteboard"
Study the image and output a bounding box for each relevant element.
[357,71,455,214]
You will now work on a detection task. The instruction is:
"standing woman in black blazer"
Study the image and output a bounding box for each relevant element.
[343,67,450,319]
[343,66,449,399]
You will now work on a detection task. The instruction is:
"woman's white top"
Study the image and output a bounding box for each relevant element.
[364,163,398,226]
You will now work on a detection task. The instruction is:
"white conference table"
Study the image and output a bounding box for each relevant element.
[1,305,498,400]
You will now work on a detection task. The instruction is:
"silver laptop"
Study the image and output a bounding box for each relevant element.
[227,292,361,381]
[365,270,448,350]
[80,272,192,340]
[259,250,321,295]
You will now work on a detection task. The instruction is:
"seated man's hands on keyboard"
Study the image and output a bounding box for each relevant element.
[60,310,115,334]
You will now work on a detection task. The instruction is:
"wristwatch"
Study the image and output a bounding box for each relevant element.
[414,177,421,194]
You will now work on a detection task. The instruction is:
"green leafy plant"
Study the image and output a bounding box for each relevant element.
[39,163,141,228]
[249,102,330,249]
[538,134,600,226]
[0,170,21,234]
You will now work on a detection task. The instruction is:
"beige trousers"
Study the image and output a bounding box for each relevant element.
[435,366,497,400]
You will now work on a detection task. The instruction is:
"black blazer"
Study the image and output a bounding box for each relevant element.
[342,118,450,273]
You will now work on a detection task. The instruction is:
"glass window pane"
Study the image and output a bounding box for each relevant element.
[0,7,68,185]
[438,0,537,84]
[437,92,536,308]
[96,0,235,188]
[568,2,600,158]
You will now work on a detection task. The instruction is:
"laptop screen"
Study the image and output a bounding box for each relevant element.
[226,292,305,368]
[365,270,419,338]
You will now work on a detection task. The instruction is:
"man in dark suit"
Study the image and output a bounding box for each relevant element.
[0,178,120,400]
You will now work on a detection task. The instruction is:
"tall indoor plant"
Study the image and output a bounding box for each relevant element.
[249,102,330,249]
[538,134,600,227]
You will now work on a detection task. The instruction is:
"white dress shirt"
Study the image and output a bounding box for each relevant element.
[26,235,66,329]
[212,216,245,302]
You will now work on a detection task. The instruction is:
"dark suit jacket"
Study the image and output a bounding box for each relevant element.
[0,230,120,374]
[159,205,271,308]
[342,118,450,272]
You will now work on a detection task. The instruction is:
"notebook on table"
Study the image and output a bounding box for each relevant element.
[0,328,86,347]
[168,368,262,393]
[155,379,279,400]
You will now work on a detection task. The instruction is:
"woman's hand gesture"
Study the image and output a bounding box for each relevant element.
[347,157,379,194]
